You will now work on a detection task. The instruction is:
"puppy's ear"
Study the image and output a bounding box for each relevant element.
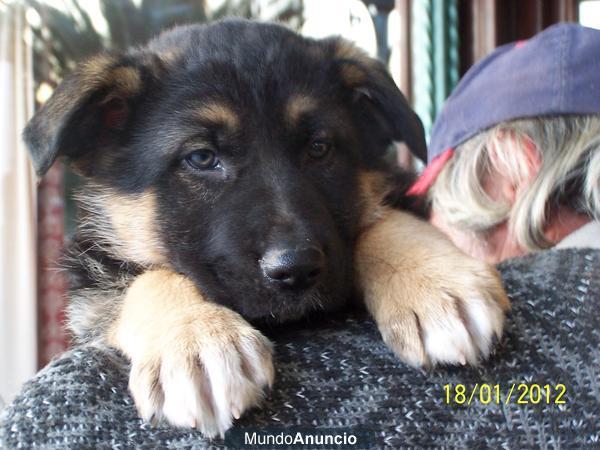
[334,40,427,163]
[24,52,162,176]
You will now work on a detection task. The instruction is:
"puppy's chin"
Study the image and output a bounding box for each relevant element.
[216,284,349,324]
[185,255,353,323]
[261,287,348,323]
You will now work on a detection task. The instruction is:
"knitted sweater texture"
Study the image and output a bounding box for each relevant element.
[1,249,598,448]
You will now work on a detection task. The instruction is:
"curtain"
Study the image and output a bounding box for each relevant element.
[0,1,37,407]
[411,0,459,144]
[37,161,68,368]
[0,2,37,408]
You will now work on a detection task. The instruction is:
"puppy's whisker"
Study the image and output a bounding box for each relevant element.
[309,289,326,311]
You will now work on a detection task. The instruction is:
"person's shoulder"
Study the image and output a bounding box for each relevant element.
[498,247,599,300]
[555,221,600,250]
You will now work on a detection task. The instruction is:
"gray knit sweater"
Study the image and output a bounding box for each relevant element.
[1,248,599,448]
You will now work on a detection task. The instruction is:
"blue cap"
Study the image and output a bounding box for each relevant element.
[428,23,600,163]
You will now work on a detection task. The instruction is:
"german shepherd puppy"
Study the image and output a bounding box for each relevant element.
[25,20,509,437]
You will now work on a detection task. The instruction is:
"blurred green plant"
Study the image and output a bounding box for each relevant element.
[26,0,303,85]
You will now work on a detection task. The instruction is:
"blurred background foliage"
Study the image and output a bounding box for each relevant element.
[26,0,304,87]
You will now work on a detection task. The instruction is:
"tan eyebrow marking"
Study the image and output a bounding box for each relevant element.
[193,103,239,130]
[111,66,143,96]
[286,94,318,125]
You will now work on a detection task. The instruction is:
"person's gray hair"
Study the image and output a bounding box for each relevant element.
[429,115,600,251]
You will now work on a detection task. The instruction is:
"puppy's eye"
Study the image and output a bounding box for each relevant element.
[185,149,219,170]
[308,140,333,159]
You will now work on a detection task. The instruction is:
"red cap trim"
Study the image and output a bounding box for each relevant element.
[514,40,528,49]
[406,148,455,196]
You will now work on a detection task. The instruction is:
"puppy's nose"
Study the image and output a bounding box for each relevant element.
[260,246,325,290]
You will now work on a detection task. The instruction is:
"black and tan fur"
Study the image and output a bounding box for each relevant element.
[25,20,509,437]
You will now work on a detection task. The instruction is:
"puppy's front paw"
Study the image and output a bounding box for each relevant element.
[356,210,510,368]
[109,270,275,436]
[376,265,508,367]
[117,302,274,437]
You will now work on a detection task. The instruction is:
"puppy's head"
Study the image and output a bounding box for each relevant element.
[25,19,425,322]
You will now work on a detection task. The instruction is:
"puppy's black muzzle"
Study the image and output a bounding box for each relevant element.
[260,246,325,291]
